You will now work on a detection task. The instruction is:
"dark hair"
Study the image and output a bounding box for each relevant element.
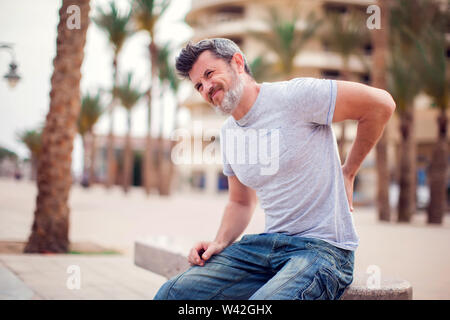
[175,38,253,79]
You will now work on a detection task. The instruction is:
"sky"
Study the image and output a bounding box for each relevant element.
[0,0,193,175]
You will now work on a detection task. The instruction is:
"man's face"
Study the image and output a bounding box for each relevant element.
[188,50,244,115]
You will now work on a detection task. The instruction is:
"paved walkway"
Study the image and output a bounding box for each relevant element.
[1,178,450,299]
[0,254,165,299]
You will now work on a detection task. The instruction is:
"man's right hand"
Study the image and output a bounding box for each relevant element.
[188,241,226,266]
[187,177,257,267]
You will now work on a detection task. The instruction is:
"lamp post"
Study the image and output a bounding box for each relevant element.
[0,43,21,88]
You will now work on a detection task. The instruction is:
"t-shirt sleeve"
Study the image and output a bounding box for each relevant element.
[220,126,235,177]
[284,77,337,125]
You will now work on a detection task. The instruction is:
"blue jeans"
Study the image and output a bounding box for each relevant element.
[154,233,354,300]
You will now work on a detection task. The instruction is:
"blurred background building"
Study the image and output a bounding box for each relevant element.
[167,0,450,208]
[4,0,448,210]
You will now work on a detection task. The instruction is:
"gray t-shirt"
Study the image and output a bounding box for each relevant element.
[220,77,359,251]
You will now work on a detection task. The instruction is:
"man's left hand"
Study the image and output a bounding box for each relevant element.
[342,167,355,213]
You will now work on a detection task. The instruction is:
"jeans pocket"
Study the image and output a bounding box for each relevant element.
[299,267,339,300]
[238,234,252,243]
[306,242,353,271]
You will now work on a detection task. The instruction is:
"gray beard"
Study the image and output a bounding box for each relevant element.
[214,73,244,116]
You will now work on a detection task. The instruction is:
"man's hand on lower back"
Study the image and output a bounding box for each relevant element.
[342,166,355,212]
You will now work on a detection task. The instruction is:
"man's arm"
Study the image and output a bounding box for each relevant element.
[188,175,257,266]
[333,80,396,211]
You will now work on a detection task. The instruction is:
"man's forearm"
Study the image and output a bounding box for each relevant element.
[343,105,394,178]
[214,201,255,248]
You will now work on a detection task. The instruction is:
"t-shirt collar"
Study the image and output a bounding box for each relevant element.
[234,83,267,127]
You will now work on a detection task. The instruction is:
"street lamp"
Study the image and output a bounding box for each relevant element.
[0,43,21,88]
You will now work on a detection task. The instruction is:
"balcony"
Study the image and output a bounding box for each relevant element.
[191,0,245,12]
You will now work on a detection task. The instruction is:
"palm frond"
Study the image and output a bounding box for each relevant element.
[415,29,447,109]
[116,72,145,111]
[78,92,104,135]
[93,1,132,54]
[321,10,369,61]
[389,0,436,49]
[0,146,17,161]
[249,55,273,82]
[132,0,171,36]
[250,7,321,77]
[157,43,179,92]
[17,129,42,156]
[387,44,422,112]
[412,2,448,110]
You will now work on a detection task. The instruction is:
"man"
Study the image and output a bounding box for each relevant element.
[154,38,395,300]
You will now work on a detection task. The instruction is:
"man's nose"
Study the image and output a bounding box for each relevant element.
[204,81,213,93]
[203,81,214,99]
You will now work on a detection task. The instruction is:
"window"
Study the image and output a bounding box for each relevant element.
[216,6,244,15]
[213,5,245,23]
[363,42,373,55]
[229,37,243,47]
[321,69,341,79]
[323,3,347,15]
[360,73,371,84]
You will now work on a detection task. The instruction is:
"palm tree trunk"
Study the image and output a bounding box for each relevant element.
[143,41,159,195]
[157,82,171,196]
[123,112,132,193]
[372,0,391,221]
[427,109,448,224]
[30,154,39,181]
[25,0,90,253]
[143,87,151,194]
[89,131,96,185]
[106,55,118,188]
[82,134,90,187]
[375,132,391,220]
[397,108,416,222]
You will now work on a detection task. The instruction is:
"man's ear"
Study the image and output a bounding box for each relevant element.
[231,53,245,74]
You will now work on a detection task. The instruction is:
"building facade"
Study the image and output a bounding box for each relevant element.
[176,0,450,206]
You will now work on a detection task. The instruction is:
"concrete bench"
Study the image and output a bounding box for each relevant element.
[134,239,413,300]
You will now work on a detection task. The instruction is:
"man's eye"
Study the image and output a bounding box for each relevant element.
[206,71,213,78]
[196,84,202,92]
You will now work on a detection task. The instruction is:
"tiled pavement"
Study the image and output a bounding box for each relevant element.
[1,178,450,299]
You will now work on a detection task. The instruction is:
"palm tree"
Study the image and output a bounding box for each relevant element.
[156,42,179,195]
[132,0,171,195]
[413,3,449,224]
[251,7,321,79]
[93,1,132,188]
[321,10,369,162]
[389,0,439,222]
[0,147,17,162]
[372,0,391,222]
[249,55,273,83]
[77,92,104,187]
[156,43,176,137]
[18,129,42,180]
[115,72,145,193]
[24,0,90,253]
[387,45,421,222]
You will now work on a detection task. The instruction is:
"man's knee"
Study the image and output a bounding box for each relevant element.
[153,270,199,300]
[153,274,187,300]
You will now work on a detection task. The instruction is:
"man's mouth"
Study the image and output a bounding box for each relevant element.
[210,88,222,103]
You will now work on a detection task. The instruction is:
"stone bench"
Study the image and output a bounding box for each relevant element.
[134,239,413,300]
